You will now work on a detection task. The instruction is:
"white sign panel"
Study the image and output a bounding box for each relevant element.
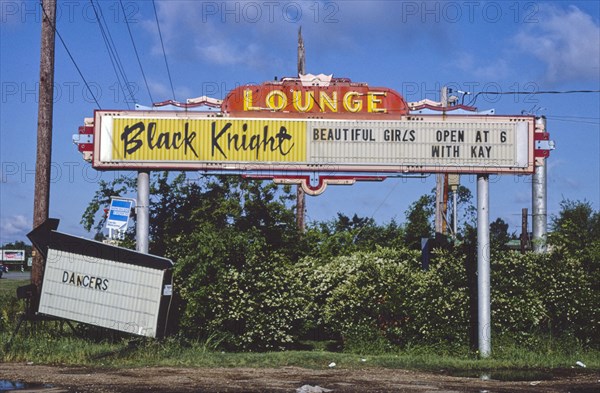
[306,119,530,171]
[40,248,166,337]
[106,198,134,231]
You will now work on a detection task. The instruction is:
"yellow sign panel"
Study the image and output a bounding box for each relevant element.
[110,118,306,162]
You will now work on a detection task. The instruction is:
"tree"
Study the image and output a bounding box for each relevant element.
[80,175,137,239]
[403,194,435,249]
[489,217,515,251]
[549,199,600,272]
[403,185,476,250]
[300,213,405,259]
[82,172,307,349]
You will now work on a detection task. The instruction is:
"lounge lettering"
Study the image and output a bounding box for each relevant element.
[244,89,387,114]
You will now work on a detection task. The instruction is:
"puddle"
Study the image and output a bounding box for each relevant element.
[0,380,53,391]
[445,369,555,381]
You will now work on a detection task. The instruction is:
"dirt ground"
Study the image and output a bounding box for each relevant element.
[1,363,599,393]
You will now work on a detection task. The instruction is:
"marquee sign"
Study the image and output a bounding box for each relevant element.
[92,110,535,176]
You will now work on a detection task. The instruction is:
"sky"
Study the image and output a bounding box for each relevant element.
[1,0,599,245]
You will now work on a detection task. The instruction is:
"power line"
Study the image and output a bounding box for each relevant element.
[152,0,176,101]
[545,116,600,125]
[95,0,137,105]
[39,0,101,108]
[89,0,135,109]
[467,89,600,107]
[120,0,154,104]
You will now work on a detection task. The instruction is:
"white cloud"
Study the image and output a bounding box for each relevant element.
[514,5,600,83]
[0,214,30,243]
[147,80,194,103]
[144,1,455,72]
[452,53,509,80]
[144,1,288,71]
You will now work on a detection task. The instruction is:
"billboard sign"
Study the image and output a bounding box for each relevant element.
[93,111,535,176]
[28,219,173,338]
[2,249,25,261]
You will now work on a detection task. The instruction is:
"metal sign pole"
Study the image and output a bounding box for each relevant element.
[532,117,548,252]
[477,174,491,358]
[136,171,150,254]
[296,27,306,232]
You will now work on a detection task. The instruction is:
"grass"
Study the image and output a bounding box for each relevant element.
[1,278,599,373]
[0,279,29,295]
[1,333,599,372]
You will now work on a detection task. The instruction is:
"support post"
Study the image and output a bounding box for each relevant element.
[477,174,491,358]
[31,0,57,304]
[532,116,548,253]
[435,86,450,236]
[136,171,150,254]
[434,174,444,235]
[448,174,460,237]
[453,189,458,236]
[296,27,306,232]
[521,208,529,254]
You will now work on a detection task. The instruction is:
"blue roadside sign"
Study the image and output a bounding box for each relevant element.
[106,198,134,231]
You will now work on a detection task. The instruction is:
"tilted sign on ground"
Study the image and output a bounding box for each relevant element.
[92,110,534,175]
[28,219,173,338]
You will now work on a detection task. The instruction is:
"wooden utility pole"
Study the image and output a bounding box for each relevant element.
[521,208,529,254]
[434,86,450,236]
[296,27,306,232]
[32,0,57,304]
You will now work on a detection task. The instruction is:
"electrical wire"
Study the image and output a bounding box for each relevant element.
[39,0,101,108]
[545,115,600,125]
[120,0,154,104]
[89,0,127,108]
[95,1,137,105]
[467,89,600,107]
[152,0,177,101]
[89,0,135,109]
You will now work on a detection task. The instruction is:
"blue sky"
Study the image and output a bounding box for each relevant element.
[1,0,599,245]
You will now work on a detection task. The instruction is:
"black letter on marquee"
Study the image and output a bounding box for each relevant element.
[121,121,145,157]
[211,122,231,158]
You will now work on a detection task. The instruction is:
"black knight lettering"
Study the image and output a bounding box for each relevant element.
[120,121,199,158]
[211,121,295,159]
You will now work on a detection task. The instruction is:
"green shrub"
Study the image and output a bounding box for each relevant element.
[298,247,471,350]
[532,251,599,347]
[0,293,23,333]
[298,246,599,351]
[173,228,308,351]
[490,251,546,342]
